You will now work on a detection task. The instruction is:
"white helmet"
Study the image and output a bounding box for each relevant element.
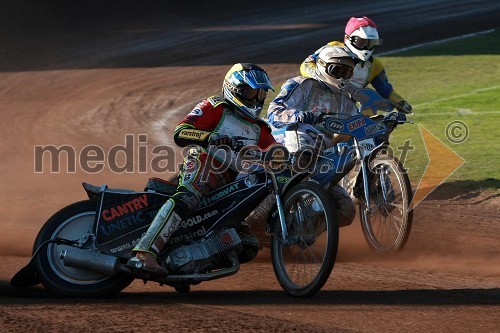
[314,45,357,90]
[344,16,383,61]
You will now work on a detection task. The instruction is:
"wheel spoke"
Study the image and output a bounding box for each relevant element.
[271,182,338,297]
[360,154,413,253]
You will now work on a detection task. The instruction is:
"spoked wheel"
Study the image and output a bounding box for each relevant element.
[271,181,338,297]
[34,200,133,297]
[359,151,413,253]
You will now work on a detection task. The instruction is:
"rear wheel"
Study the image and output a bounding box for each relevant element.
[359,151,413,253]
[271,181,338,297]
[34,200,133,297]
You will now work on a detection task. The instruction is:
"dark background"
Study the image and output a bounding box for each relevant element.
[1,0,499,70]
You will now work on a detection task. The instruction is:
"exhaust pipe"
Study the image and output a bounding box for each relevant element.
[61,247,122,276]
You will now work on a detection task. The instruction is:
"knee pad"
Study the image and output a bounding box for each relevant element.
[171,189,199,219]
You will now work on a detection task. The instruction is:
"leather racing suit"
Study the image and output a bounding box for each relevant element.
[300,41,407,112]
[267,77,357,227]
[133,95,276,256]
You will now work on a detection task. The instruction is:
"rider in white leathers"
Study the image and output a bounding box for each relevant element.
[268,45,358,227]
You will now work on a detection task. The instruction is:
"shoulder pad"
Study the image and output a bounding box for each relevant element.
[206,95,227,108]
[327,40,344,47]
[277,76,314,98]
[274,77,304,103]
[294,76,312,84]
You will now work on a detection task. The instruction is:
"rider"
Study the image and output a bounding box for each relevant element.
[267,45,358,227]
[300,16,412,114]
[128,63,276,276]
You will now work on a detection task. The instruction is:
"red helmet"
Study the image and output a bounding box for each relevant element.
[344,16,383,61]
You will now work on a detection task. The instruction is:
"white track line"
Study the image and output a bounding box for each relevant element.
[413,85,500,110]
[377,30,499,113]
[414,111,500,116]
[378,29,496,56]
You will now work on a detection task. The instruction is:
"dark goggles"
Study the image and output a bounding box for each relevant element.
[326,63,354,80]
[348,36,383,50]
[241,85,267,103]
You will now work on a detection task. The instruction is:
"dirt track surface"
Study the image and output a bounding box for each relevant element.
[1,0,499,332]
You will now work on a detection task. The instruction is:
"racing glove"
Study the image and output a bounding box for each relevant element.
[398,101,413,113]
[298,111,318,125]
[209,133,234,147]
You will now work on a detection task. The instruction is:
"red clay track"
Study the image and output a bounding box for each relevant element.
[0,1,499,332]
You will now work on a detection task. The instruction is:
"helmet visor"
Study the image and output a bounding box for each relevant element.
[326,64,354,80]
[241,85,268,104]
[348,36,383,50]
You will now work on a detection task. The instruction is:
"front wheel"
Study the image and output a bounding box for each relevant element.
[359,151,413,253]
[271,181,339,298]
[34,200,133,297]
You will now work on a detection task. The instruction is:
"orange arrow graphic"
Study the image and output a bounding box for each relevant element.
[410,125,465,209]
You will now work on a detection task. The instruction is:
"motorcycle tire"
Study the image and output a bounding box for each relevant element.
[359,150,413,253]
[271,181,338,298]
[34,200,133,297]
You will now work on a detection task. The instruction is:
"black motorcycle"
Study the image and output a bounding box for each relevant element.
[12,144,339,298]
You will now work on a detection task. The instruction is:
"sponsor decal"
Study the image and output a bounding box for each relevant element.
[364,123,386,136]
[348,118,366,132]
[277,176,290,183]
[360,142,375,152]
[109,243,132,253]
[199,183,240,206]
[171,226,207,244]
[158,211,183,244]
[101,194,149,221]
[207,95,225,106]
[244,174,258,187]
[185,159,197,172]
[178,129,211,141]
[100,210,147,236]
[325,119,344,132]
[109,232,146,254]
[100,206,160,238]
[179,209,218,228]
[183,172,193,182]
[188,108,203,117]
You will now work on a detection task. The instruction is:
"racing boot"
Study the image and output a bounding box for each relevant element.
[236,222,259,263]
[127,198,183,277]
[127,252,168,277]
[330,184,356,227]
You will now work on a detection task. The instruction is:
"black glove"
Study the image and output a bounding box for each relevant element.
[298,111,318,124]
[209,133,234,147]
[398,101,412,113]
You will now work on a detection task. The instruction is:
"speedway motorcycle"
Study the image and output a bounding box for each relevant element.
[11,144,339,298]
[274,88,414,253]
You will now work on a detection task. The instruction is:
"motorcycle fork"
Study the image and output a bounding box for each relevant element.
[354,138,372,214]
[269,168,298,247]
[269,170,288,241]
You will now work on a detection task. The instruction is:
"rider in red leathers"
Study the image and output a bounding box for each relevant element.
[127,63,276,276]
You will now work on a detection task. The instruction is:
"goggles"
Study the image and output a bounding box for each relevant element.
[348,36,383,50]
[241,85,267,103]
[326,63,354,80]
